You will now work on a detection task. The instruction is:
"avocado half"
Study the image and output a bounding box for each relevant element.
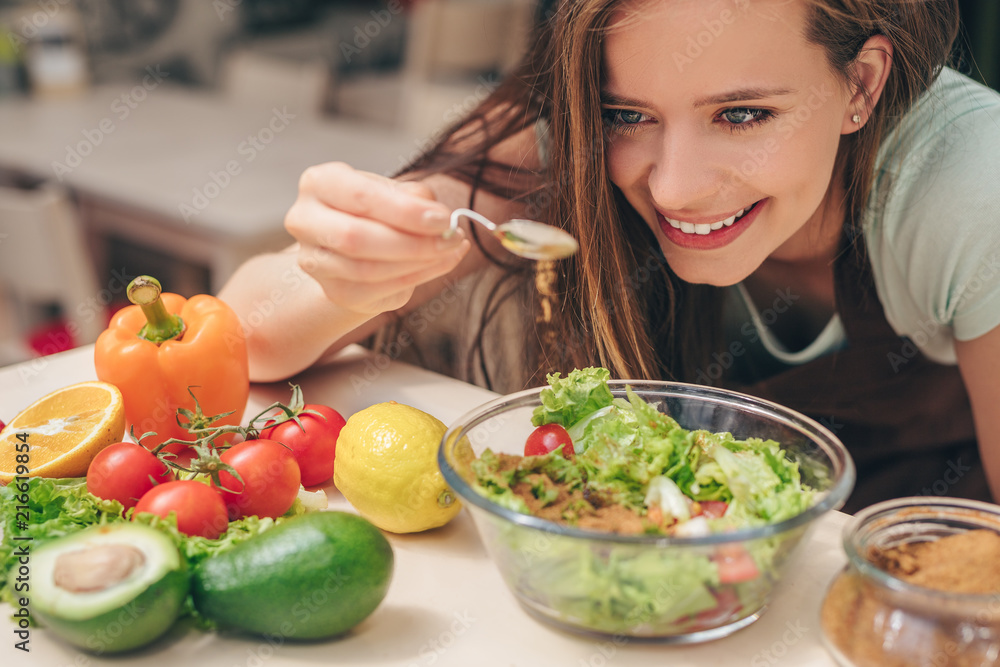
[16,523,189,654]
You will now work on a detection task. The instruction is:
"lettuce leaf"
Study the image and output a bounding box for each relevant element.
[498,522,722,633]
[532,367,616,429]
[130,512,278,568]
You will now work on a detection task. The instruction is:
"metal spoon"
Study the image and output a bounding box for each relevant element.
[447,208,578,261]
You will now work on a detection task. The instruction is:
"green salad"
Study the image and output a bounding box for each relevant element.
[472,367,815,534]
[466,367,821,634]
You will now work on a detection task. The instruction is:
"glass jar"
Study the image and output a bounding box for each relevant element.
[820,497,1000,667]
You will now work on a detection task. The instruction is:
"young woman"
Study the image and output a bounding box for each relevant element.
[219,0,1000,512]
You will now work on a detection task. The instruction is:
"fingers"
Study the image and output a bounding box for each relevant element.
[298,240,469,315]
[298,162,453,237]
[288,198,465,263]
[297,237,469,284]
[285,161,471,316]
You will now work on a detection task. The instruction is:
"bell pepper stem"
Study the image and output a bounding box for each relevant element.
[128,276,185,343]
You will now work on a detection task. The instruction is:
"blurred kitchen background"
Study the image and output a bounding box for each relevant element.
[0,0,995,365]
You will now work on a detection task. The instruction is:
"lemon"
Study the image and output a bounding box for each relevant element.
[334,401,459,533]
[0,381,126,483]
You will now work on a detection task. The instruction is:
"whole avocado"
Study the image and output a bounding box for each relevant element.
[191,511,393,639]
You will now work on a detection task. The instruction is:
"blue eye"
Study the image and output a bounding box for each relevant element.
[602,108,651,136]
[615,109,645,124]
[719,108,773,131]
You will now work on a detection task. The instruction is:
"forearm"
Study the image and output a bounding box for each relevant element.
[218,131,539,382]
[218,248,385,382]
[956,331,1000,499]
[220,176,472,382]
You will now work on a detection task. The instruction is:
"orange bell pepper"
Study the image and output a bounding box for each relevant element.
[94,276,249,453]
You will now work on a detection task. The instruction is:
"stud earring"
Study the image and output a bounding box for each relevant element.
[852,114,861,124]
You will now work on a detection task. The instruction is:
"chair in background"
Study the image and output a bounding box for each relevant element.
[334,0,536,138]
[403,0,534,78]
[0,182,103,364]
[219,46,333,118]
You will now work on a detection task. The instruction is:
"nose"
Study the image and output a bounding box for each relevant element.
[646,127,727,213]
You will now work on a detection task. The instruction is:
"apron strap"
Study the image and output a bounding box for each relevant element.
[729,238,988,512]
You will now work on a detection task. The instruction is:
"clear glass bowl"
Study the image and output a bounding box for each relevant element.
[439,380,855,642]
[820,497,1000,667]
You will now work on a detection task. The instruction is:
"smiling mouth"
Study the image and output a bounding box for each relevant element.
[661,201,761,235]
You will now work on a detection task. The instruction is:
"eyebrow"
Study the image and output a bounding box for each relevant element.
[693,87,795,107]
[600,91,651,108]
[600,87,796,108]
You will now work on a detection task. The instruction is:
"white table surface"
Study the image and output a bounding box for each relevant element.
[0,346,847,666]
[0,85,422,290]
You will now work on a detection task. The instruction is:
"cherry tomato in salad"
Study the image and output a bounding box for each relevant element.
[259,404,345,486]
[86,442,173,510]
[713,544,761,584]
[0,419,5,432]
[133,480,228,539]
[216,439,301,520]
[692,588,743,630]
[696,500,729,519]
[524,423,575,459]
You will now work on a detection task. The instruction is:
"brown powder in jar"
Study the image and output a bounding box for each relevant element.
[821,528,1000,667]
[870,529,1000,594]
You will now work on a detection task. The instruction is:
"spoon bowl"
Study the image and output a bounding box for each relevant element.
[448,208,578,261]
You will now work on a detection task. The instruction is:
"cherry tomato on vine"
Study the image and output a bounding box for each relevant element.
[133,480,228,539]
[524,423,575,459]
[259,405,346,486]
[216,439,301,520]
[86,441,173,510]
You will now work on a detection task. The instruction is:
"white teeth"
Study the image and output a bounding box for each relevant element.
[664,204,753,236]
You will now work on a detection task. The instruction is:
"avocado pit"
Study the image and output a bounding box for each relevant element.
[16,523,189,654]
[53,544,146,593]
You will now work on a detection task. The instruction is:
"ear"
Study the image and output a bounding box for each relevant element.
[842,34,893,134]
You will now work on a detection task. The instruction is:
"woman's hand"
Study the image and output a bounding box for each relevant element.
[285,162,470,317]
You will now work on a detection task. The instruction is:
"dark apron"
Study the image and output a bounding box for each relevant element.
[730,239,991,515]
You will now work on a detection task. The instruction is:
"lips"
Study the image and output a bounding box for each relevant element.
[661,205,755,235]
[657,199,766,251]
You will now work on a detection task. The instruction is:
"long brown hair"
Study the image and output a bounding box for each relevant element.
[399,0,960,390]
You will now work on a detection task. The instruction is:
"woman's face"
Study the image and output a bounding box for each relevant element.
[603,0,855,285]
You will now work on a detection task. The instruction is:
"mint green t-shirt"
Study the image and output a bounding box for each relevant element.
[866,67,1000,363]
[735,68,1000,371]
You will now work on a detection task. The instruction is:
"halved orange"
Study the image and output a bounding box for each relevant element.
[0,381,126,484]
